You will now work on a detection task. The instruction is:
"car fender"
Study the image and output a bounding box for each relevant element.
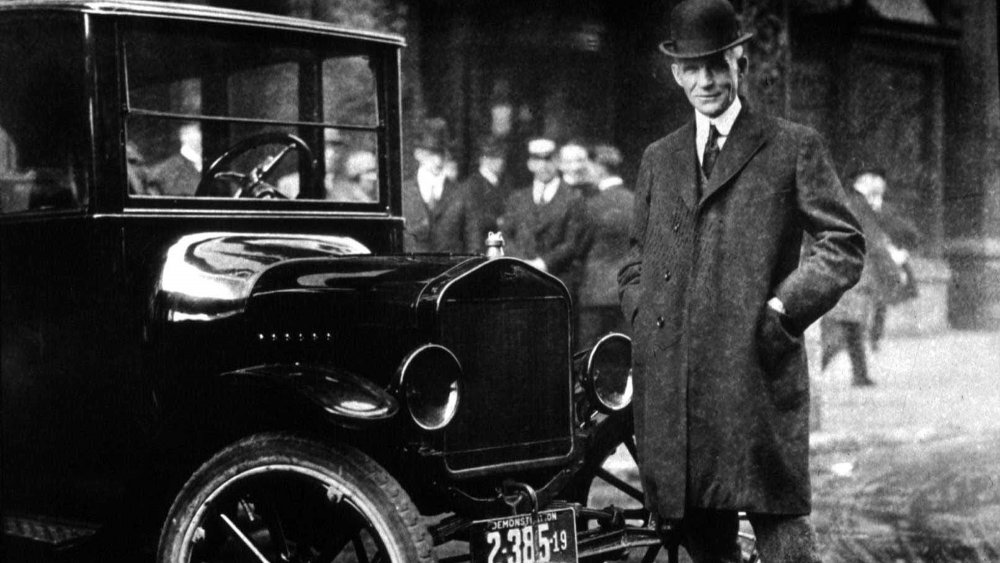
[219,363,398,427]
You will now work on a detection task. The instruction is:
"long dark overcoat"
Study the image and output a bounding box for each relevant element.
[617,107,865,519]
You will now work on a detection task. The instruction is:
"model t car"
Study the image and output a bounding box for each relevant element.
[0,2,754,562]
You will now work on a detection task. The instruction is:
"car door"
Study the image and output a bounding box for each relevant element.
[0,13,135,524]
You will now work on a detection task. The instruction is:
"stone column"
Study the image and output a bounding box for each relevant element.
[739,0,791,118]
[944,0,1000,329]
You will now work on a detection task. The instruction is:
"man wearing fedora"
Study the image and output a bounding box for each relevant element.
[461,135,508,252]
[617,0,865,560]
[402,117,468,253]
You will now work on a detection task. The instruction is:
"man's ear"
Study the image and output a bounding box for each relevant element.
[670,63,684,87]
[737,56,749,75]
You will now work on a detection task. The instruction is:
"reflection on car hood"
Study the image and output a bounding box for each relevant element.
[158,232,371,321]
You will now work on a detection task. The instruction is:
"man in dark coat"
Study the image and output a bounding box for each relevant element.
[147,121,202,197]
[821,171,900,386]
[461,136,507,252]
[502,137,589,298]
[577,143,634,347]
[402,118,471,253]
[617,1,865,560]
[849,168,919,351]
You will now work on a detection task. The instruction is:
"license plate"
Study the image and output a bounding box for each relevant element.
[469,507,578,563]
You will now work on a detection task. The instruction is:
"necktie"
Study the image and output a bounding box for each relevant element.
[702,124,721,180]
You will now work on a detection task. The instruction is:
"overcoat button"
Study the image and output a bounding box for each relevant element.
[673,222,679,232]
[656,316,665,328]
[664,271,672,281]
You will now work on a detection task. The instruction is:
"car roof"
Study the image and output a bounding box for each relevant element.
[0,0,406,47]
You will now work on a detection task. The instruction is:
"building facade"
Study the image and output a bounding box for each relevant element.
[3,0,995,327]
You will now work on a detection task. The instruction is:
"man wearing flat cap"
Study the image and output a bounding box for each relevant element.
[617,0,865,560]
[502,137,589,301]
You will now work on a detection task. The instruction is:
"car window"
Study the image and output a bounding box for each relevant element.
[123,21,382,204]
[0,15,89,215]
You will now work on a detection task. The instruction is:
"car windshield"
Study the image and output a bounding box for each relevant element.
[123,19,383,204]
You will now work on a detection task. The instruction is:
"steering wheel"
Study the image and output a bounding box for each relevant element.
[195,132,315,198]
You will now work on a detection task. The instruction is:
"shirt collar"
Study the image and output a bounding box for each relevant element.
[479,166,499,186]
[695,97,742,141]
[598,176,624,191]
[417,166,445,203]
[532,177,561,205]
[180,145,202,172]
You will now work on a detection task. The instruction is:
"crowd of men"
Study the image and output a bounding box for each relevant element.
[401,120,633,348]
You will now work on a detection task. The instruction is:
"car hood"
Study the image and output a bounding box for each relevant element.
[156,232,470,322]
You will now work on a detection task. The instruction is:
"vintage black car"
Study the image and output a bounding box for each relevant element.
[0,2,753,562]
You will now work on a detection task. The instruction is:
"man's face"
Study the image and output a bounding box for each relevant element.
[854,173,886,212]
[671,51,742,118]
[558,145,591,185]
[415,147,445,175]
[527,155,557,183]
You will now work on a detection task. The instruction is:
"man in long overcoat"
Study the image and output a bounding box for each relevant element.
[617,1,865,560]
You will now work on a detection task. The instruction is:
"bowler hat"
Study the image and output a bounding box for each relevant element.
[415,117,450,154]
[659,0,753,60]
[477,135,506,159]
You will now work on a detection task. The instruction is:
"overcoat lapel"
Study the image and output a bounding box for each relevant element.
[666,122,698,210]
[700,109,770,205]
[533,181,568,236]
[429,180,455,222]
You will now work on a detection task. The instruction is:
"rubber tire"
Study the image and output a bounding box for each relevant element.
[157,433,436,562]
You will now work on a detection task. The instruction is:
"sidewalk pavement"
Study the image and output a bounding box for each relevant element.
[809,329,1000,562]
[811,330,1000,445]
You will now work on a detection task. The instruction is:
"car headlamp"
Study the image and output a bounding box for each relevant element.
[395,345,462,431]
[582,333,633,413]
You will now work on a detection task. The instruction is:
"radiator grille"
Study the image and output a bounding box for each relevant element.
[439,296,573,474]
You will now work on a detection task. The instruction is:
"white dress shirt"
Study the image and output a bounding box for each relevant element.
[180,144,202,172]
[532,177,560,205]
[479,166,500,187]
[695,96,742,165]
[598,176,624,191]
[417,166,445,205]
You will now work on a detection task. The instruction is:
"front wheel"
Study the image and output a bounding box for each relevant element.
[158,433,436,563]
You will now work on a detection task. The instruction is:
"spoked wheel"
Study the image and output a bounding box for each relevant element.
[564,412,758,563]
[158,433,436,563]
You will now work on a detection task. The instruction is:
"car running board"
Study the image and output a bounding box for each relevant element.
[2,514,99,547]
